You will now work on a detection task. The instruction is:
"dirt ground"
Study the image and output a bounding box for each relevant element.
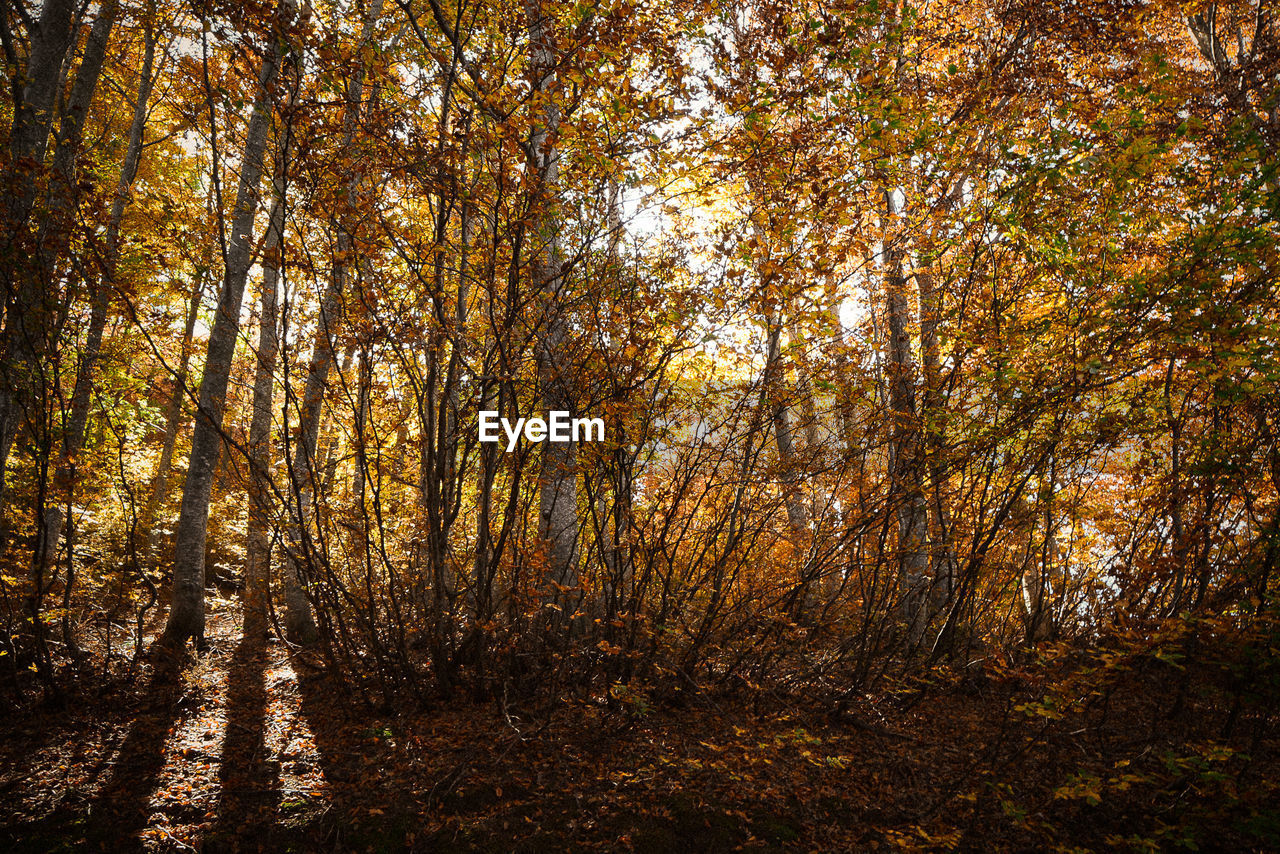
[2,600,1277,852]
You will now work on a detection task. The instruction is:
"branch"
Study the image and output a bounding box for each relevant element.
[394,0,534,162]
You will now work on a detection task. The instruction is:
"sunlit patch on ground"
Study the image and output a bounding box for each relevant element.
[130,607,333,850]
[261,654,331,828]
[140,625,230,847]
[0,598,345,851]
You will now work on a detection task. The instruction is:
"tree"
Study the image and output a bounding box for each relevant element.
[34,0,157,615]
[278,0,385,644]
[0,0,80,534]
[527,0,580,615]
[160,8,288,651]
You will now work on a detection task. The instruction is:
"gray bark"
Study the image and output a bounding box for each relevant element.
[6,0,78,205]
[244,186,287,640]
[765,314,807,537]
[246,34,301,641]
[914,193,958,633]
[746,210,808,613]
[39,0,120,261]
[282,0,382,643]
[0,0,80,532]
[882,189,931,644]
[142,274,204,563]
[35,5,154,590]
[763,308,812,620]
[426,198,472,622]
[160,34,283,650]
[528,0,579,606]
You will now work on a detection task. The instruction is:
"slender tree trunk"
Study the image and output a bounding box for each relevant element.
[528,0,579,608]
[34,9,155,592]
[159,30,283,651]
[247,37,301,640]
[765,316,807,535]
[142,274,204,561]
[914,207,957,634]
[283,0,382,643]
[473,357,498,623]
[5,0,77,213]
[0,0,80,534]
[415,200,453,650]
[39,0,121,265]
[1164,359,1188,615]
[746,206,809,613]
[244,182,288,640]
[1018,449,1059,645]
[785,311,826,612]
[882,189,931,644]
[352,349,370,502]
[430,199,471,630]
[599,179,625,609]
[763,307,812,619]
[441,203,472,555]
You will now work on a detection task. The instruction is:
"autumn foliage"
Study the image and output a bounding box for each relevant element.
[1,0,1278,849]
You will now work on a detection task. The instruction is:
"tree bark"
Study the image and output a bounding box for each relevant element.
[883,189,931,644]
[159,29,283,651]
[34,5,154,594]
[528,0,579,610]
[914,187,958,639]
[282,0,382,643]
[38,0,121,267]
[0,0,80,534]
[244,180,288,640]
[6,0,78,208]
[599,178,627,610]
[765,317,807,534]
[142,273,204,562]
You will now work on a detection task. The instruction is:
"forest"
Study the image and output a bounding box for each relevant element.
[1,0,1278,849]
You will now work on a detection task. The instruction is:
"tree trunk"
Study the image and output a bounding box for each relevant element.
[599,178,626,611]
[423,197,472,640]
[39,0,121,266]
[883,189,931,644]
[745,204,809,614]
[765,317,807,534]
[142,273,205,562]
[763,308,811,618]
[472,321,499,623]
[34,6,155,593]
[528,0,579,609]
[914,192,958,638]
[244,179,288,640]
[6,0,78,208]
[159,30,283,651]
[282,0,382,643]
[246,31,303,641]
[0,0,80,533]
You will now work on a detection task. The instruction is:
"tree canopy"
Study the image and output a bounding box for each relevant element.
[1,0,1278,848]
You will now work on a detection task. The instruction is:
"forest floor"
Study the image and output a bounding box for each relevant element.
[2,600,1278,853]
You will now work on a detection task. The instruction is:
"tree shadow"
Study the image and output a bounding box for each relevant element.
[86,665,189,848]
[292,662,357,832]
[208,635,280,849]
[294,661,419,849]
[1,664,186,850]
